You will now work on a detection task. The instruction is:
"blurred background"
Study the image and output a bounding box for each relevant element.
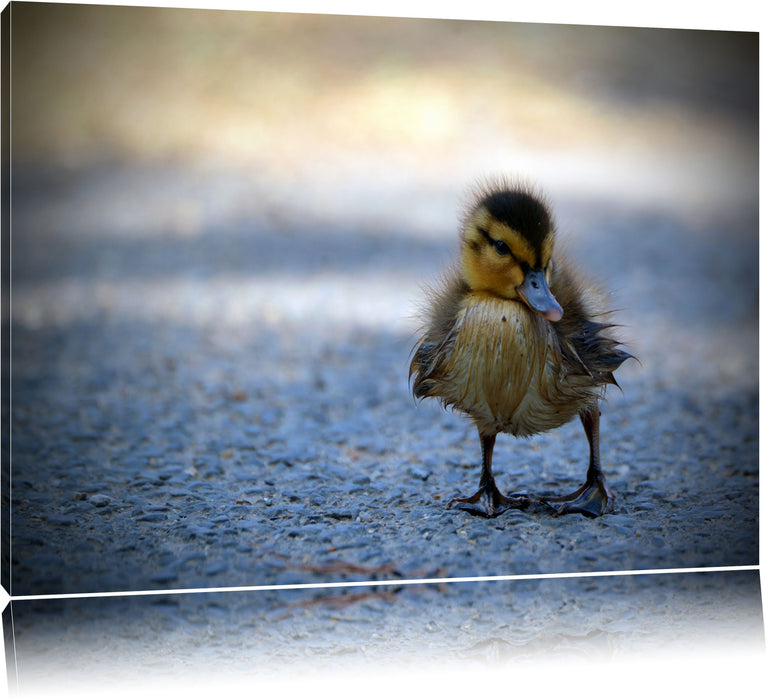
[9,2,758,336]
[14,4,757,202]
[12,4,757,220]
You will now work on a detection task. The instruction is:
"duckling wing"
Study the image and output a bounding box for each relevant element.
[550,263,633,387]
[410,273,468,402]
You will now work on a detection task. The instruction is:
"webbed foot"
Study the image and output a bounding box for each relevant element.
[446,484,530,518]
[541,475,613,518]
[539,403,615,518]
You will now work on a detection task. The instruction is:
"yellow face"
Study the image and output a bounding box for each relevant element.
[460,203,563,321]
[461,206,551,296]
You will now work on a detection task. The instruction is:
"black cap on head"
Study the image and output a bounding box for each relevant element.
[478,189,553,258]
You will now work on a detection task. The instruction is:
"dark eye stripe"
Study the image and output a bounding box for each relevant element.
[477,226,513,258]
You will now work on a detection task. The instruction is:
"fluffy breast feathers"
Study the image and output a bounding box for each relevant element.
[410,257,631,437]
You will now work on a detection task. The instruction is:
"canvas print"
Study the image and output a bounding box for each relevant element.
[0,2,762,693]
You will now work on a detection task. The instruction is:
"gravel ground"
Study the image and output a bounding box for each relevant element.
[8,163,758,596]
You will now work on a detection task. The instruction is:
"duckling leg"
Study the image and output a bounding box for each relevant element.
[446,433,530,517]
[542,403,614,518]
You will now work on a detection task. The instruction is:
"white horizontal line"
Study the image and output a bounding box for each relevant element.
[8,564,759,603]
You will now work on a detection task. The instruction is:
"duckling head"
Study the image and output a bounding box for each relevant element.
[460,186,563,322]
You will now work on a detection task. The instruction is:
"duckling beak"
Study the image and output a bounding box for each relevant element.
[518,270,564,322]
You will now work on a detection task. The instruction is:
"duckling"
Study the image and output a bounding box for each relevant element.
[410,181,632,518]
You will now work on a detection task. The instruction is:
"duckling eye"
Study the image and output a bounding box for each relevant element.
[493,240,511,256]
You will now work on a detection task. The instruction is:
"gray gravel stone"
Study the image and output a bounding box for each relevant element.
[88,494,112,507]
[136,513,168,523]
